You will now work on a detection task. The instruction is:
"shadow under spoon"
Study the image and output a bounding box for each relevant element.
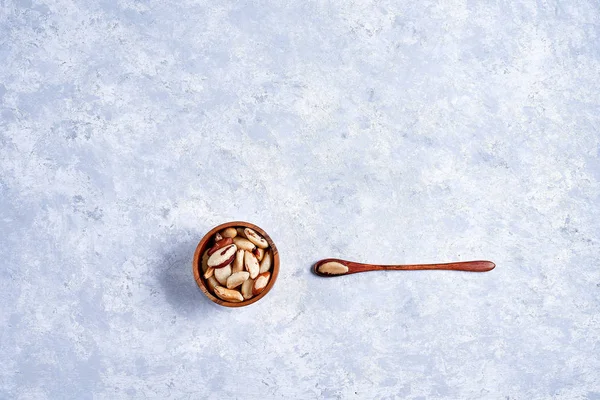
[313,259,495,277]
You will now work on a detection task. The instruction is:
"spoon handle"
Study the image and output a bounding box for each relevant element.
[314,259,495,277]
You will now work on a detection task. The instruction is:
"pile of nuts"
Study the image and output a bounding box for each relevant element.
[201,226,273,303]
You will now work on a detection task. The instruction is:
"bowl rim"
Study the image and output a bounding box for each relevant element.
[193,221,280,307]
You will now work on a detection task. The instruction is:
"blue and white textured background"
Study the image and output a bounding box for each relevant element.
[1,0,599,398]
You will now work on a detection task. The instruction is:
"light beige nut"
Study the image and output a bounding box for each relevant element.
[232,249,244,273]
[215,232,223,241]
[317,261,348,275]
[244,250,260,279]
[214,263,232,285]
[252,272,270,295]
[253,247,264,262]
[206,276,219,292]
[214,286,243,302]
[241,278,254,300]
[244,228,268,249]
[236,227,247,238]
[201,250,209,273]
[259,250,272,274]
[233,237,255,252]
[227,271,250,289]
[203,266,215,279]
[207,244,237,268]
[221,227,237,238]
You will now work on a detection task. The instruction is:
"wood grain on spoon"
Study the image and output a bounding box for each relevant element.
[314,259,495,277]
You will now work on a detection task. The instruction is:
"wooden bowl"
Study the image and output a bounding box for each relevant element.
[193,221,280,307]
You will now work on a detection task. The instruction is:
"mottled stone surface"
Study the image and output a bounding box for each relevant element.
[1,0,599,398]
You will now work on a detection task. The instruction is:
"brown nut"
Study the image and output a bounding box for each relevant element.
[253,247,264,262]
[244,228,269,249]
[220,227,237,238]
[214,286,243,302]
[201,250,209,273]
[236,227,247,238]
[233,237,255,252]
[227,271,250,289]
[208,237,233,256]
[214,263,232,285]
[207,244,237,268]
[244,250,260,279]
[252,272,270,295]
[232,249,244,273]
[259,250,272,274]
[241,278,254,300]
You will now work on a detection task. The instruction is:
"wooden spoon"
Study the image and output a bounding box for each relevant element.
[313,258,495,277]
